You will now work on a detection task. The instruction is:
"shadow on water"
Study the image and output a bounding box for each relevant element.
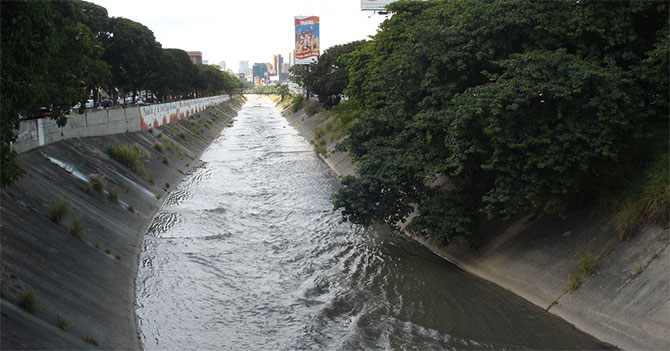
[136,96,607,350]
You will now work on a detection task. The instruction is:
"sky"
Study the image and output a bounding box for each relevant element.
[91,0,388,73]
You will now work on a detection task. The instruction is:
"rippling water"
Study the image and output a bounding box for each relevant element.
[136,96,604,350]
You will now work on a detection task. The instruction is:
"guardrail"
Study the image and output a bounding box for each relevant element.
[13,95,230,154]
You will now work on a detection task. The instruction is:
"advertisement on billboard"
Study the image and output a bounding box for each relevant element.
[361,0,397,11]
[294,16,320,65]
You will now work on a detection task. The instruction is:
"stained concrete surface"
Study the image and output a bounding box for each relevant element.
[1,97,244,350]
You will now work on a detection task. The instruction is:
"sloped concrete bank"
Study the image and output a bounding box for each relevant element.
[277,97,669,351]
[0,96,245,350]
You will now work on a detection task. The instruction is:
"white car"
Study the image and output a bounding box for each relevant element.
[85,99,94,109]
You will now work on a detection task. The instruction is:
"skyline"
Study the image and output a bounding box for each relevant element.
[91,0,388,72]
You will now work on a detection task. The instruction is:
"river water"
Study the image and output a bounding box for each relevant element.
[136,95,604,350]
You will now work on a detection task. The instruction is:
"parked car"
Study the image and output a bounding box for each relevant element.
[21,107,52,120]
[138,100,151,106]
[85,99,94,109]
[101,99,113,108]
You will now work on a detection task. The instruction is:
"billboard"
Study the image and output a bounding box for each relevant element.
[361,0,397,11]
[294,16,320,65]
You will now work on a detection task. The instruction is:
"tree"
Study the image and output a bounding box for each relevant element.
[102,17,162,102]
[303,40,367,108]
[153,48,196,100]
[334,0,668,246]
[1,1,110,187]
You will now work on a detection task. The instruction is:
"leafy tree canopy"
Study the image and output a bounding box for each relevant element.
[334,0,668,246]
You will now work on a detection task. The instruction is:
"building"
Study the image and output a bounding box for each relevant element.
[219,61,227,71]
[273,54,284,76]
[187,51,203,64]
[252,63,267,81]
[289,50,295,66]
[238,61,249,75]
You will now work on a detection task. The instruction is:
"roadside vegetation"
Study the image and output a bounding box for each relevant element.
[292,1,668,247]
[47,199,70,224]
[1,0,241,188]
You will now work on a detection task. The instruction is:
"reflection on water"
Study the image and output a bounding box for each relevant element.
[136,96,604,350]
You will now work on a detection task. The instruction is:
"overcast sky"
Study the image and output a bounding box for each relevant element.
[91,0,388,72]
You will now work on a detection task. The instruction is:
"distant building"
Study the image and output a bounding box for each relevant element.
[187,51,203,64]
[239,61,249,74]
[203,60,209,65]
[289,50,295,66]
[219,61,227,71]
[263,63,273,73]
[273,54,284,76]
[252,63,267,81]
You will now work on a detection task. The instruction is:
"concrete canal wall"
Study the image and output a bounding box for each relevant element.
[0,97,245,350]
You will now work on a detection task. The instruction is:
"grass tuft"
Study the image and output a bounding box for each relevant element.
[153,142,164,153]
[87,174,104,194]
[69,217,84,237]
[107,190,119,202]
[57,315,69,330]
[162,155,169,165]
[127,205,135,213]
[105,143,149,177]
[18,288,36,313]
[47,199,70,224]
[83,335,100,346]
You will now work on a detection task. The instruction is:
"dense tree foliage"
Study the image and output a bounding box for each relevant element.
[1,0,241,187]
[1,1,109,186]
[334,0,668,246]
[301,40,367,108]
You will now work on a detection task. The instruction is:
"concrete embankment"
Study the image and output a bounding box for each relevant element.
[276,96,669,351]
[0,96,245,350]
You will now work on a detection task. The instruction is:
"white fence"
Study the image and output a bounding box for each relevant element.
[13,95,230,153]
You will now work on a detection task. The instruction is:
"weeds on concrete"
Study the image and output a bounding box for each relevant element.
[105,143,149,179]
[114,253,123,260]
[162,156,169,165]
[127,205,135,213]
[69,217,84,237]
[304,99,322,116]
[83,335,100,346]
[567,273,581,292]
[178,131,187,140]
[18,288,36,313]
[107,190,119,202]
[147,128,153,134]
[578,251,598,276]
[105,248,112,254]
[57,315,69,330]
[87,174,105,194]
[47,199,70,224]
[157,132,163,139]
[153,142,164,153]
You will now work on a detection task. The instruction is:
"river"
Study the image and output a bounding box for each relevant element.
[135,95,605,350]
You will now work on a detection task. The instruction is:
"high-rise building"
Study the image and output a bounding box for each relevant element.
[219,61,227,71]
[252,63,267,81]
[239,61,249,74]
[187,51,203,64]
[273,54,284,76]
[289,50,295,66]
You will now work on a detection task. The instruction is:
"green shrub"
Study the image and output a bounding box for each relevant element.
[157,132,163,139]
[83,335,100,346]
[47,199,70,224]
[127,205,134,213]
[105,248,112,254]
[69,217,84,237]
[114,253,123,260]
[87,174,104,194]
[615,151,670,239]
[147,128,153,134]
[153,142,164,153]
[18,288,36,313]
[291,94,304,112]
[105,143,148,175]
[578,252,598,277]
[304,99,321,116]
[162,156,169,165]
[107,190,119,202]
[57,315,69,330]
[178,131,187,140]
